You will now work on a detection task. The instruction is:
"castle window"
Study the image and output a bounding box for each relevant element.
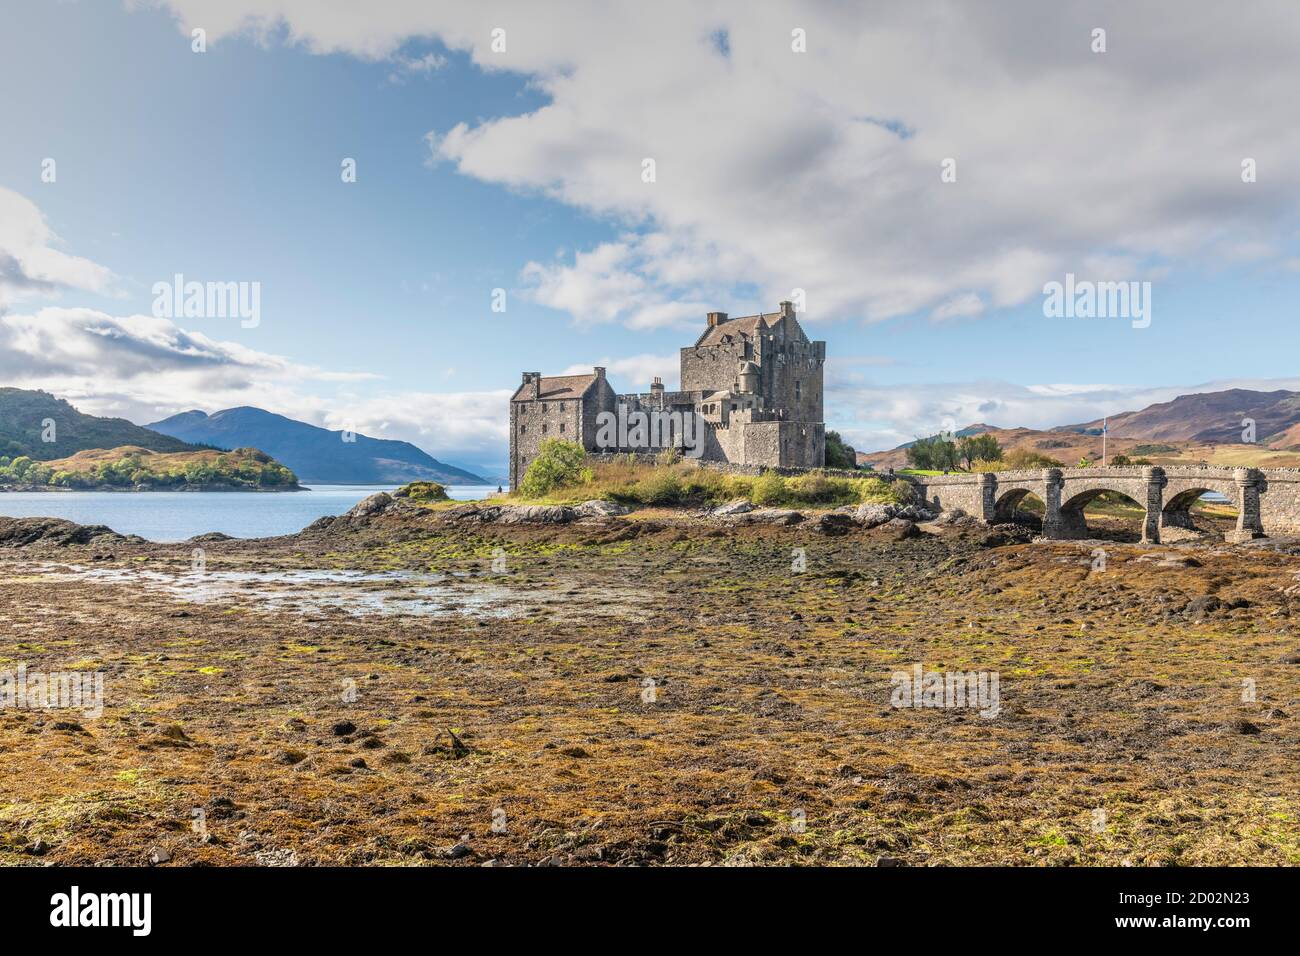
[520,425,526,434]
[542,424,548,434]
[795,381,802,400]
[559,423,565,433]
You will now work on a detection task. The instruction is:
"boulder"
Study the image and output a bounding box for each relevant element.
[877,518,920,540]
[574,500,630,518]
[745,508,806,526]
[894,504,937,522]
[812,512,856,536]
[345,492,393,518]
[495,505,577,525]
[711,499,754,517]
[854,503,895,528]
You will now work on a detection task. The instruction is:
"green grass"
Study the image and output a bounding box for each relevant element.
[512,456,914,510]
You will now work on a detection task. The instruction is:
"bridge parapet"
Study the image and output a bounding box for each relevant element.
[900,464,1299,542]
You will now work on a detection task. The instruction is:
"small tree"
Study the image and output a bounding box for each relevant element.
[906,435,959,471]
[958,434,1002,470]
[519,439,590,498]
[824,430,857,469]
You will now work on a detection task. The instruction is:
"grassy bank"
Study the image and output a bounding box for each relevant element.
[510,444,913,509]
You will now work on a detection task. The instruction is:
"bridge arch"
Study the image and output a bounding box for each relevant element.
[1057,486,1148,541]
[1159,475,1240,531]
[993,486,1044,524]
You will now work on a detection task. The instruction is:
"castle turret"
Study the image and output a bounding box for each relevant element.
[738,360,759,394]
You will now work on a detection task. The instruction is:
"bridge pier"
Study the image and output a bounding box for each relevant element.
[1139,466,1166,544]
[1041,469,1069,539]
[1227,468,1265,543]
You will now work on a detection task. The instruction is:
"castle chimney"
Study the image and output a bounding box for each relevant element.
[707,311,728,328]
[779,300,794,318]
[650,376,664,394]
[593,366,606,380]
[521,372,541,401]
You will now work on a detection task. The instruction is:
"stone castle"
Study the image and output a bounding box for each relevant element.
[509,301,826,489]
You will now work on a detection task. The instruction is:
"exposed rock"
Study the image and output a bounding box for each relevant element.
[496,505,577,525]
[1185,595,1222,618]
[744,509,806,526]
[574,499,630,518]
[345,492,394,518]
[812,512,856,536]
[711,499,754,517]
[931,508,981,528]
[445,841,473,860]
[894,504,938,522]
[0,517,136,549]
[855,503,895,528]
[877,518,920,540]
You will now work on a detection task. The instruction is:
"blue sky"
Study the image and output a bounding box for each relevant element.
[4,0,1300,476]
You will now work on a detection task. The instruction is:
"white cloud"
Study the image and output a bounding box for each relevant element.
[561,352,680,392]
[140,1,1300,333]
[0,306,504,462]
[388,50,447,83]
[829,376,1300,454]
[0,188,115,309]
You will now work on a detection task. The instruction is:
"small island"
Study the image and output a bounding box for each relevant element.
[0,445,301,492]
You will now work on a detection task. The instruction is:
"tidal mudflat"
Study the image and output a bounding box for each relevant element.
[2,505,1298,866]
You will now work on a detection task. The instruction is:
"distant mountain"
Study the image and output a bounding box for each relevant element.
[1061,389,1300,445]
[0,388,198,460]
[858,388,1300,470]
[147,406,488,485]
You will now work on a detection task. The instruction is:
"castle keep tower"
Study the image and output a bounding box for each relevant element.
[508,302,826,487]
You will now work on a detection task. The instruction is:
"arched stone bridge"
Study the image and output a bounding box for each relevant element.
[904,466,1300,543]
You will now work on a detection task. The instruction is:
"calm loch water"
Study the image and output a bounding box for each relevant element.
[0,485,499,543]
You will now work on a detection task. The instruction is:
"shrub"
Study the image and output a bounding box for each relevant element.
[519,440,590,498]
[751,472,788,506]
[720,474,755,501]
[999,447,1065,470]
[631,471,683,505]
[401,480,450,502]
[678,467,728,502]
[856,476,911,505]
[785,471,836,503]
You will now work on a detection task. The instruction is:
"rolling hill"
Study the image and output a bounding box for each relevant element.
[859,388,1300,471]
[147,407,488,485]
[0,388,198,460]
